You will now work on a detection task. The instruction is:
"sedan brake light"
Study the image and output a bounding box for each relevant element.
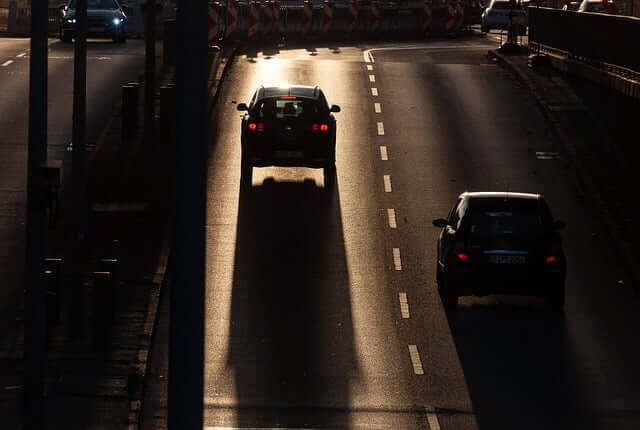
[545,255,557,264]
[312,123,329,132]
[456,252,469,263]
[248,122,264,131]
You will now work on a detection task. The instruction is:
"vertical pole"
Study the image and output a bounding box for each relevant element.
[71,0,88,339]
[24,0,48,427]
[169,0,207,428]
[145,0,157,144]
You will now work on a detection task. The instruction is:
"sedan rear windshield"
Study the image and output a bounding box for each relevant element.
[69,0,119,9]
[491,1,522,9]
[252,97,326,120]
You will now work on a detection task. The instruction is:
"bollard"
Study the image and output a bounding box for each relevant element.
[92,271,113,351]
[160,85,176,146]
[122,84,139,146]
[44,258,63,326]
[99,258,118,325]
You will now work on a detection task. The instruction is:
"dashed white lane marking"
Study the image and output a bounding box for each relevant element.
[366,64,373,70]
[374,102,381,113]
[2,60,13,67]
[377,122,385,135]
[425,407,442,430]
[380,145,388,161]
[399,292,410,318]
[369,74,376,82]
[371,87,378,96]
[408,345,424,375]
[392,247,402,270]
[16,53,26,58]
[387,208,396,228]
[383,175,392,192]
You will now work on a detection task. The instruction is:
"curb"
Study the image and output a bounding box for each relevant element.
[489,49,640,290]
[126,41,238,430]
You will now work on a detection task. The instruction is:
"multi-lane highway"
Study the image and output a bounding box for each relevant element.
[202,38,640,430]
[0,37,145,349]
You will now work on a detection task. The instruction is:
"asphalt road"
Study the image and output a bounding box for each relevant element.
[0,37,145,348]
[202,38,640,430]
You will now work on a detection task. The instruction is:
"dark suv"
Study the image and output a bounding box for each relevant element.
[432,192,566,311]
[237,84,341,187]
[59,0,128,43]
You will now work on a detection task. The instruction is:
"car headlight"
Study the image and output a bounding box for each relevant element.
[113,17,123,25]
[67,18,76,23]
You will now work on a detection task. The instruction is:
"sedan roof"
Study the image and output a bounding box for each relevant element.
[461,191,541,200]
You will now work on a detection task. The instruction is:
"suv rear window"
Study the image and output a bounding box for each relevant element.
[253,97,324,120]
[466,198,551,240]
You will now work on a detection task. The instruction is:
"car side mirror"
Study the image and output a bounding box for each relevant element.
[236,103,248,111]
[330,104,341,113]
[554,220,565,230]
[432,218,448,228]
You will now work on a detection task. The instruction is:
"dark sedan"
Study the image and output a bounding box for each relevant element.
[237,84,341,187]
[59,0,128,43]
[433,192,566,311]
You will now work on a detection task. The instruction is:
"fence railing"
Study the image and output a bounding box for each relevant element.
[529,6,640,73]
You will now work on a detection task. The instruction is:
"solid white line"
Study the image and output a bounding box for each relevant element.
[16,53,26,58]
[380,146,388,161]
[393,248,402,270]
[425,407,441,430]
[408,345,424,375]
[363,49,375,63]
[369,74,376,82]
[371,87,378,96]
[366,64,373,70]
[2,60,13,67]
[374,102,381,113]
[399,292,410,318]
[377,122,385,135]
[387,208,396,228]
[383,175,392,192]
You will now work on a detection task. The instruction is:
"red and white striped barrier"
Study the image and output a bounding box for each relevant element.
[454,0,464,32]
[302,0,313,35]
[208,2,222,44]
[272,0,281,37]
[347,0,358,33]
[263,0,274,38]
[422,0,432,33]
[370,1,380,33]
[445,0,456,35]
[322,0,334,33]
[248,0,260,41]
[225,0,239,39]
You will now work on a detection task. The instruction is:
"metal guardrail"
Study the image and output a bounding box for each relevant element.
[529,6,640,73]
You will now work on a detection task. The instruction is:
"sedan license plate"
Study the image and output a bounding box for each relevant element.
[89,26,105,32]
[275,150,303,159]
[490,255,526,265]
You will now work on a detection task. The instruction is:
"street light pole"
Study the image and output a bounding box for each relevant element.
[169,0,207,428]
[23,0,48,427]
[71,0,88,339]
[144,0,157,144]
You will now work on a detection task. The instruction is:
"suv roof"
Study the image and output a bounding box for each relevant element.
[258,85,322,100]
[460,191,541,200]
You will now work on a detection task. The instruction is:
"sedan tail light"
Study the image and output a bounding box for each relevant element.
[248,122,265,131]
[312,123,329,132]
[456,252,469,263]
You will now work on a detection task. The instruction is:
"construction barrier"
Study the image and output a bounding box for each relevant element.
[445,0,456,35]
[263,0,274,38]
[423,0,432,34]
[347,0,358,34]
[301,0,313,35]
[454,0,465,32]
[370,1,380,34]
[272,0,281,38]
[226,0,239,39]
[208,2,222,44]
[322,0,334,33]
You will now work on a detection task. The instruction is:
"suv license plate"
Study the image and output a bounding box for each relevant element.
[490,255,526,264]
[89,26,105,32]
[275,150,303,159]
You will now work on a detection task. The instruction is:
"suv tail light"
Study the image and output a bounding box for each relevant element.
[546,243,562,264]
[312,123,329,132]
[545,255,557,264]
